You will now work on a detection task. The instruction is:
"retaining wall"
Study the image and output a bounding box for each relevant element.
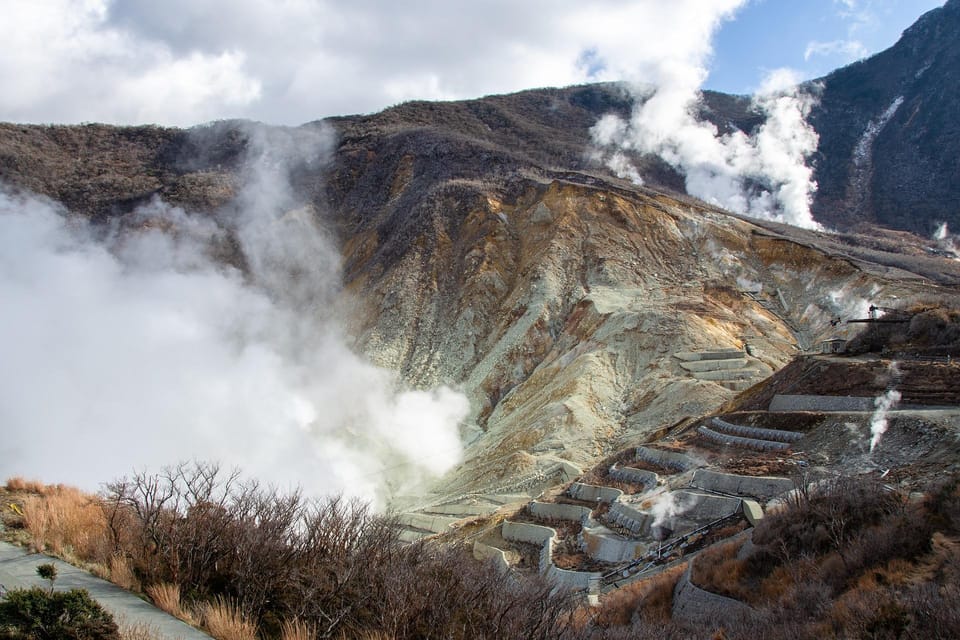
[690,469,794,499]
[697,426,792,452]
[711,417,803,443]
[582,523,648,563]
[606,500,654,535]
[396,513,459,533]
[568,482,624,504]
[502,521,555,546]
[529,501,593,522]
[679,358,748,372]
[609,466,658,488]
[502,520,605,591]
[634,446,698,472]
[425,503,494,517]
[769,394,875,412]
[693,369,756,381]
[674,349,745,361]
[673,491,742,522]
[547,566,602,591]
[472,542,513,573]
[672,561,752,627]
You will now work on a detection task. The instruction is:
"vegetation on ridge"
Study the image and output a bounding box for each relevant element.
[4,466,959,639]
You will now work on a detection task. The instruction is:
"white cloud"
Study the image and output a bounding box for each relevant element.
[0,0,760,126]
[804,39,869,62]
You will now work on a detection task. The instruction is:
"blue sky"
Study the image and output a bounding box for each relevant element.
[0,0,948,125]
[708,0,945,94]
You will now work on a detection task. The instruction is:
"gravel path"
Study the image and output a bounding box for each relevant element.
[0,541,210,639]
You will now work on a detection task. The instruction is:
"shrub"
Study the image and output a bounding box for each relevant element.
[0,587,119,640]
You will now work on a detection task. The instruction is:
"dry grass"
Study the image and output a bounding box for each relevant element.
[201,596,258,640]
[20,485,110,559]
[109,553,140,591]
[146,583,195,625]
[117,619,163,640]
[690,539,751,602]
[592,564,686,627]
[340,632,395,640]
[282,618,317,640]
[5,476,48,494]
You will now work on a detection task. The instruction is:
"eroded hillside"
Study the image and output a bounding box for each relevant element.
[2,87,960,501]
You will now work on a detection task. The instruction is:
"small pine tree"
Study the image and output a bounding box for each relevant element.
[35,564,56,594]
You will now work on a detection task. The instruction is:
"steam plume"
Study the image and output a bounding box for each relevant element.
[591,18,822,229]
[0,124,467,505]
[869,362,902,453]
[933,222,960,259]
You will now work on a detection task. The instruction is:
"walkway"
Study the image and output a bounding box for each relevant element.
[0,541,210,640]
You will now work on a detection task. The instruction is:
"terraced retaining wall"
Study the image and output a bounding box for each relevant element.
[690,469,794,499]
[501,520,604,590]
[769,394,875,412]
[634,446,699,472]
[568,482,624,503]
[529,501,593,522]
[582,522,648,563]
[710,417,803,443]
[697,426,792,452]
[472,541,512,573]
[672,561,752,627]
[609,466,658,487]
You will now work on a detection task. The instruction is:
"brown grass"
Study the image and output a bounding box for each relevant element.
[4,476,48,494]
[117,619,163,640]
[690,539,751,602]
[146,583,194,625]
[282,618,317,640]
[109,553,140,591]
[593,564,686,627]
[20,485,110,559]
[201,596,258,640]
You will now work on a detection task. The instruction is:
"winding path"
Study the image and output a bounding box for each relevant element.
[0,541,210,640]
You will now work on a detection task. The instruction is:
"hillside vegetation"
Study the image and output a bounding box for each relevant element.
[3,469,959,639]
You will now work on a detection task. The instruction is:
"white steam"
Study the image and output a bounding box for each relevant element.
[933,222,960,259]
[0,125,468,505]
[869,362,902,453]
[647,488,689,537]
[590,11,821,229]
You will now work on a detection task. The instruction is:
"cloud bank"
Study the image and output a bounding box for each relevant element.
[0,0,786,127]
[0,125,468,503]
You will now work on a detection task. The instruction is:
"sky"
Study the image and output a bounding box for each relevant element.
[0,0,944,127]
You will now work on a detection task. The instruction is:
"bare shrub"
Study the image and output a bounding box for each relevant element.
[200,596,258,640]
